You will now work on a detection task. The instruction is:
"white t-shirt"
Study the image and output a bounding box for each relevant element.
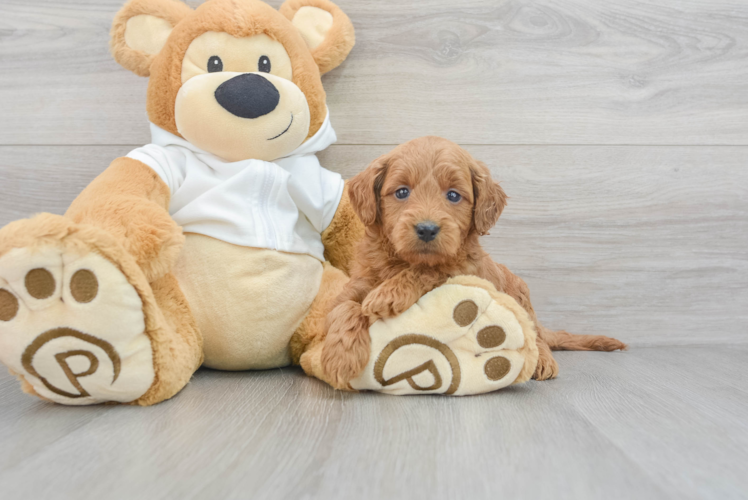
[126,112,344,262]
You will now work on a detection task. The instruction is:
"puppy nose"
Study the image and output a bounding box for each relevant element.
[415,222,440,242]
[214,73,280,119]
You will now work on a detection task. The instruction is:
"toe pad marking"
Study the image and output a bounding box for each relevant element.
[0,289,19,321]
[453,300,479,327]
[477,326,506,349]
[25,268,56,299]
[484,356,511,381]
[70,269,99,303]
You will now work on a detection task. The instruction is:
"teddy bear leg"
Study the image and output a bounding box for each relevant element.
[349,276,540,396]
[137,272,203,405]
[0,214,202,405]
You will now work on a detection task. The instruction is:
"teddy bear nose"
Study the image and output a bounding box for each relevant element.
[214,73,280,119]
[415,222,440,242]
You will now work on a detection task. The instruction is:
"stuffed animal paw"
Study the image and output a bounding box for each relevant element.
[320,301,371,389]
[0,215,188,406]
[350,276,539,396]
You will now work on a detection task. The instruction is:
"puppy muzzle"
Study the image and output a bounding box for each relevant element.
[415,222,440,243]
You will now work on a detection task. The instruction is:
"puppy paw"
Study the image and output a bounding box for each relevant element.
[533,347,559,381]
[321,302,371,390]
[361,285,417,320]
[320,340,369,390]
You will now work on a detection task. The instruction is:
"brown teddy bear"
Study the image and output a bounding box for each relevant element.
[0,0,538,405]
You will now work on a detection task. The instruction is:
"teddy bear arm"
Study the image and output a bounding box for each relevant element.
[321,181,364,276]
[65,156,184,282]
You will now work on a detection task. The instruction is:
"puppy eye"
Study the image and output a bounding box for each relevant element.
[446,190,462,203]
[395,187,410,200]
[258,56,271,73]
[208,56,223,73]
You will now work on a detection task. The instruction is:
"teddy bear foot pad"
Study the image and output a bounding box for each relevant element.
[0,246,155,405]
[350,280,538,396]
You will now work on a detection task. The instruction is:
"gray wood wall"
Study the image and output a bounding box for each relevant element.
[1,0,746,346]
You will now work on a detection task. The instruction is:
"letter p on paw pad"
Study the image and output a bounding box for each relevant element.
[0,247,155,405]
[351,278,539,396]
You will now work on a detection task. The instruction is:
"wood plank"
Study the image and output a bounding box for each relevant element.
[1,0,748,145]
[558,345,748,500]
[0,361,669,500]
[0,372,109,471]
[1,144,746,346]
[0,145,134,223]
[0,346,745,499]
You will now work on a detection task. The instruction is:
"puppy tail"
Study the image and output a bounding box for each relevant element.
[539,327,627,352]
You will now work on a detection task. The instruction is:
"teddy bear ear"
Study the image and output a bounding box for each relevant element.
[279,0,355,74]
[110,0,193,77]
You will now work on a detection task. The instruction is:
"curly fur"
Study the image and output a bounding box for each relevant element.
[321,183,364,276]
[321,136,626,388]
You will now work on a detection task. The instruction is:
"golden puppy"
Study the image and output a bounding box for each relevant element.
[321,136,625,389]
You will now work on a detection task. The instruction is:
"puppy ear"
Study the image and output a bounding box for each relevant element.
[470,160,508,235]
[279,0,355,74]
[110,0,192,77]
[348,156,389,227]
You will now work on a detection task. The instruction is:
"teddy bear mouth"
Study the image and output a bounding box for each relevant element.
[267,113,294,141]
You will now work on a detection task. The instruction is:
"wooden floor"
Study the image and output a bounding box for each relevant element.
[1,347,747,500]
[0,0,747,498]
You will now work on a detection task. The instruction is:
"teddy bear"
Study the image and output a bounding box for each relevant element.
[0,0,539,405]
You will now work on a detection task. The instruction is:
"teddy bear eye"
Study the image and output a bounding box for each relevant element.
[395,187,410,200]
[258,55,271,73]
[208,56,223,73]
[446,190,462,203]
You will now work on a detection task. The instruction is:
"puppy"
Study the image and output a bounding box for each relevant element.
[321,136,626,389]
